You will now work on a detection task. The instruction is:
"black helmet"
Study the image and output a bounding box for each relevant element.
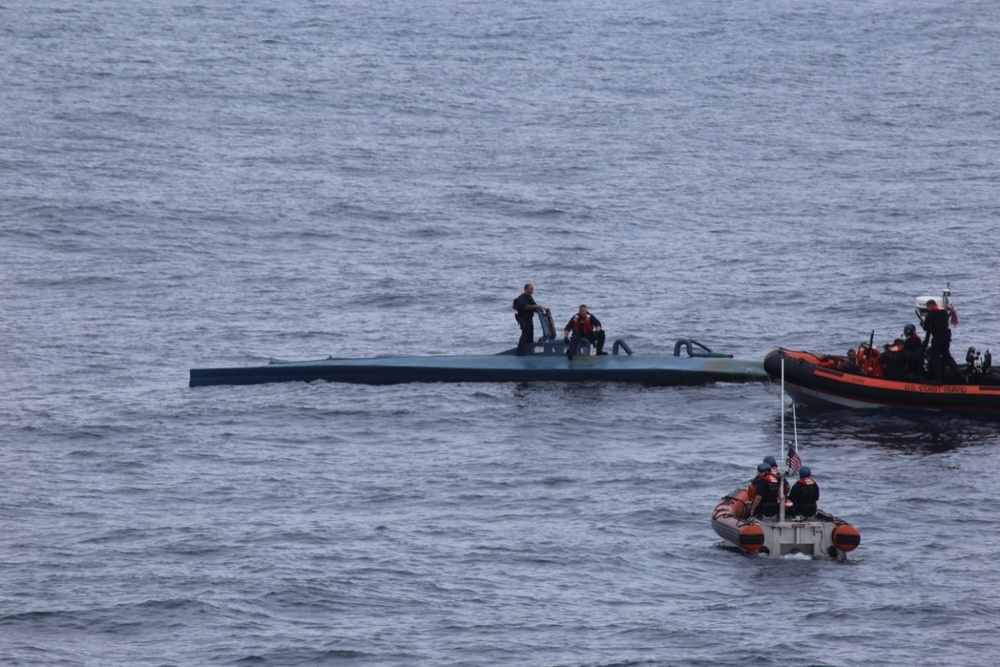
[903,323,916,335]
[763,456,776,467]
[757,462,770,473]
[799,466,812,478]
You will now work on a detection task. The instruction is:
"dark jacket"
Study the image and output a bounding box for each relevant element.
[923,307,952,341]
[753,474,781,517]
[879,340,905,379]
[788,477,820,518]
[902,333,924,374]
[513,293,537,323]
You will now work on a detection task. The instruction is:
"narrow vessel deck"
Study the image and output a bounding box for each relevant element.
[190,338,765,387]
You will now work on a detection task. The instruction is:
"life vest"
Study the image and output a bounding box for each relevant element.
[856,344,871,367]
[796,477,819,502]
[791,477,819,517]
[861,346,882,377]
[572,315,594,335]
[755,473,780,516]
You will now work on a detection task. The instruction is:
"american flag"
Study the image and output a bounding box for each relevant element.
[786,448,802,475]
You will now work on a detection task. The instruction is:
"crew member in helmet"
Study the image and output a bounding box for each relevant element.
[766,454,790,504]
[747,456,773,499]
[900,323,925,379]
[787,466,820,518]
[750,463,781,518]
[745,461,768,504]
[747,456,788,499]
[563,304,607,360]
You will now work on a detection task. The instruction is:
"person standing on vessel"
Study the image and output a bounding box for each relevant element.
[922,299,961,383]
[513,283,547,355]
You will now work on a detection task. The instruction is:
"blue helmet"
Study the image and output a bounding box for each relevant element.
[757,462,770,473]
[799,466,812,478]
[763,456,777,467]
[904,323,916,335]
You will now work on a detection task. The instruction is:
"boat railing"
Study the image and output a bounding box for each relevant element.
[563,338,635,356]
[673,339,733,358]
[612,339,633,355]
[555,337,723,357]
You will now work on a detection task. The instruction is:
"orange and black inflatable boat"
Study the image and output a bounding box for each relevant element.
[712,487,860,559]
[764,348,1000,413]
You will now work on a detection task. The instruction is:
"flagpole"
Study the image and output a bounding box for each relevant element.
[779,359,786,522]
[792,402,799,463]
[780,358,785,464]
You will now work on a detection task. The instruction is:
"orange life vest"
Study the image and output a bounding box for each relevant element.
[860,347,882,377]
[572,315,594,335]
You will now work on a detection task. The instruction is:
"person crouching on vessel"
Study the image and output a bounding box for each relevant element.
[922,299,961,383]
[563,304,607,360]
[750,463,781,519]
[787,466,819,518]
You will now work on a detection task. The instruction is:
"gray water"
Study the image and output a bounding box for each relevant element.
[3,1,1000,665]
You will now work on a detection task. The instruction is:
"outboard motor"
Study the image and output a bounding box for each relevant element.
[915,285,955,326]
[914,297,931,326]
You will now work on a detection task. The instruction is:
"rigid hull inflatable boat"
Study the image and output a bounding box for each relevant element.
[712,359,861,560]
[764,348,1000,413]
[712,487,860,559]
[764,287,1000,413]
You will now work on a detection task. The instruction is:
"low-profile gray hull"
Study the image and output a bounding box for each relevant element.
[191,341,765,388]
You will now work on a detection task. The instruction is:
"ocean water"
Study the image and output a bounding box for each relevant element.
[2,1,1000,665]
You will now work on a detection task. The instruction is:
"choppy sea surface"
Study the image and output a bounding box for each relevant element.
[3,1,1000,665]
